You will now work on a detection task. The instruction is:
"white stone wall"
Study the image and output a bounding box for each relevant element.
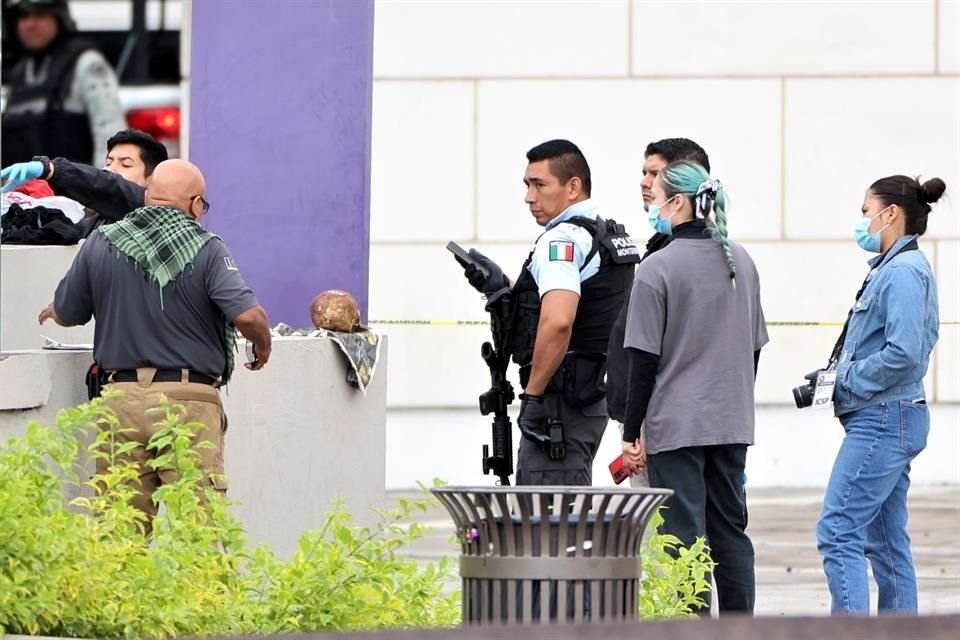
[368,0,960,410]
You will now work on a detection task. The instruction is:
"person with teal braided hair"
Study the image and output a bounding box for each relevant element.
[621,160,769,614]
[606,138,712,489]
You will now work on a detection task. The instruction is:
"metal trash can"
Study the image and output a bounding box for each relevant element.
[432,486,672,625]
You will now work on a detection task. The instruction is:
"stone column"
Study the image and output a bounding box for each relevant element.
[188,0,374,325]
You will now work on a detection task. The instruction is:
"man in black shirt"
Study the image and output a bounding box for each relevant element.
[1,128,166,236]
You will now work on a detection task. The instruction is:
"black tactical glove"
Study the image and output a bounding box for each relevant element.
[463,249,508,294]
[517,393,550,445]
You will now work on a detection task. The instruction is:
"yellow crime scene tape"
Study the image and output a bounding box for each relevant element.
[368,319,958,327]
[368,319,492,326]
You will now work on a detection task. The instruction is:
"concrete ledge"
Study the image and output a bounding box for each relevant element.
[223,335,388,556]
[0,350,91,419]
[0,244,93,352]
[10,614,960,639]
[211,614,960,639]
[0,351,54,409]
[0,336,388,557]
[7,613,959,639]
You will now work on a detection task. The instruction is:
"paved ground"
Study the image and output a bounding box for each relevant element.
[391,484,960,616]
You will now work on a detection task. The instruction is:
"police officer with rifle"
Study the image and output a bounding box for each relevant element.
[455,139,639,485]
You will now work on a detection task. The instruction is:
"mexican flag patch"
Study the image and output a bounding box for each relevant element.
[549,240,575,262]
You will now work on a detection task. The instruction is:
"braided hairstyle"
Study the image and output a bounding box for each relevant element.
[658,160,736,283]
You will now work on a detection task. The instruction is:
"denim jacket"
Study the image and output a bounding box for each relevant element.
[833,234,939,417]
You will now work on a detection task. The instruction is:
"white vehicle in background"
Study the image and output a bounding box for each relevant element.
[1,0,184,157]
[116,84,181,157]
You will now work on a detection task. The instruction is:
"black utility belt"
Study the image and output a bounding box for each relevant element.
[519,351,607,409]
[109,369,219,386]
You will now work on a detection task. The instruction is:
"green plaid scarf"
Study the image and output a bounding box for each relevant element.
[100,204,237,383]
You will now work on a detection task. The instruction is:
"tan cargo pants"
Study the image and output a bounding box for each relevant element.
[97,368,227,529]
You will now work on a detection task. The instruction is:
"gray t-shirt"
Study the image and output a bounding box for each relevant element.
[54,233,258,377]
[624,238,768,454]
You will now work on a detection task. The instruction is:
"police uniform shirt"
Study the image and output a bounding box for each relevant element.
[53,233,259,378]
[527,199,602,297]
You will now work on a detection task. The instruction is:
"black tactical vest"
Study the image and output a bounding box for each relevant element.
[1,39,96,166]
[512,216,640,405]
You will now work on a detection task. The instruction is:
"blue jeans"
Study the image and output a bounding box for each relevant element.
[816,401,929,614]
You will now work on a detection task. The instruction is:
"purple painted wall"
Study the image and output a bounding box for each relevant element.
[189,0,373,326]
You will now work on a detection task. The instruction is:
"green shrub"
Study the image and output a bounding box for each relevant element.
[0,394,459,638]
[639,509,715,618]
[0,396,711,637]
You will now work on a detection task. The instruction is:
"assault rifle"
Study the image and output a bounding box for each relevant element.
[447,242,515,485]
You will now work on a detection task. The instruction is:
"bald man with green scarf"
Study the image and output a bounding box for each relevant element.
[40,159,272,531]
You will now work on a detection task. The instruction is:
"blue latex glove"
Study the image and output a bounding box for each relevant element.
[1,161,45,193]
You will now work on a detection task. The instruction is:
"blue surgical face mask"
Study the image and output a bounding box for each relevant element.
[854,205,892,253]
[647,195,679,235]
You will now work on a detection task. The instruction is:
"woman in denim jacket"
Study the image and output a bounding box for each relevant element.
[816,174,945,615]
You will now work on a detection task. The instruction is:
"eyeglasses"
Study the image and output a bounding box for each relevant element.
[193,195,210,215]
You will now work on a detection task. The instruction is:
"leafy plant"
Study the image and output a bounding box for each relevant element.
[0,395,712,637]
[638,509,716,618]
[0,394,459,638]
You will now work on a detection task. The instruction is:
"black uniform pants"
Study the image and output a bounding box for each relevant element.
[515,395,607,486]
[646,444,755,615]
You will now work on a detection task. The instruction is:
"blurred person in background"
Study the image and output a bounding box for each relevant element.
[816,175,945,615]
[2,0,126,167]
